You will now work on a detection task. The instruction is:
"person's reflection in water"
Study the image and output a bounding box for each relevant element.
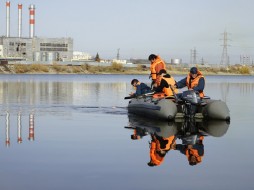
[130,127,148,140]
[176,135,204,166]
[147,134,176,167]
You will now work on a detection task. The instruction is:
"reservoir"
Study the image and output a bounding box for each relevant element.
[0,74,253,190]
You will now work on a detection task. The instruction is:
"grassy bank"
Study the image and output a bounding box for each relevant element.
[0,62,253,75]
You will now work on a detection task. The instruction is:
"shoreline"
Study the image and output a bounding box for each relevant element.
[0,63,253,76]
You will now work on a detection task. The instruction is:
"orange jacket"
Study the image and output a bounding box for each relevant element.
[149,136,176,166]
[150,56,166,80]
[149,141,164,166]
[185,136,204,164]
[161,76,178,96]
[186,71,205,97]
[186,148,203,164]
[156,135,176,151]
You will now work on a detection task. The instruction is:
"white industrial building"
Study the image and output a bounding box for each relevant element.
[0,1,73,62]
[72,51,92,61]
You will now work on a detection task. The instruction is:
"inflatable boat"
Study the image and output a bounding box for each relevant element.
[126,90,230,121]
[125,114,230,139]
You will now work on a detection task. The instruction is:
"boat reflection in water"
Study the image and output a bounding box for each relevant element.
[125,114,230,167]
[3,111,35,147]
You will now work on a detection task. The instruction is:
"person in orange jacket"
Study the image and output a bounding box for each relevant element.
[153,69,178,97]
[175,136,204,166]
[147,134,176,167]
[148,54,166,86]
[175,67,205,98]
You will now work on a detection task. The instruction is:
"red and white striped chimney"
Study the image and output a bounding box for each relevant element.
[29,4,35,38]
[18,4,22,38]
[6,1,10,37]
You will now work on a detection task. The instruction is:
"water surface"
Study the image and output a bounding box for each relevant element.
[0,74,253,190]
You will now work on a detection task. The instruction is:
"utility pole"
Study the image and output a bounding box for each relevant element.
[190,49,193,64]
[190,47,197,64]
[116,48,120,60]
[193,47,197,64]
[220,30,231,66]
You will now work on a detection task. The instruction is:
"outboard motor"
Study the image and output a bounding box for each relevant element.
[181,90,201,117]
[181,90,201,104]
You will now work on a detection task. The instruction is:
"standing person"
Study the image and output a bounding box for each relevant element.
[153,69,178,97]
[175,67,205,98]
[148,54,166,86]
[129,79,151,96]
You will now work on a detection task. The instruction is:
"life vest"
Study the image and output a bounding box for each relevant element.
[186,71,205,97]
[150,56,166,80]
[156,136,176,151]
[185,136,204,164]
[186,148,203,164]
[149,141,164,166]
[161,76,178,96]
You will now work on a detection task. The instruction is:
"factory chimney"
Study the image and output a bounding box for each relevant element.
[29,4,35,38]
[6,1,10,37]
[18,4,22,38]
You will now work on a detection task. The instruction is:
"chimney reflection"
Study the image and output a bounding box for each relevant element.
[28,113,35,141]
[5,111,10,147]
[17,112,22,144]
[3,111,35,147]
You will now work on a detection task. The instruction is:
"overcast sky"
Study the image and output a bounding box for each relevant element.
[0,0,253,64]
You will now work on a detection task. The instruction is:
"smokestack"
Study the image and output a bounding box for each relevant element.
[18,4,22,38]
[29,4,35,38]
[6,1,10,37]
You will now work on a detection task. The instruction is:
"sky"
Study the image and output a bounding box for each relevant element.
[0,0,254,64]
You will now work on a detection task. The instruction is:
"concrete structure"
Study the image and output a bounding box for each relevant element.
[0,36,73,61]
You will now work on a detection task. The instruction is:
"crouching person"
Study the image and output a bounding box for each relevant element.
[130,79,152,97]
[153,69,178,98]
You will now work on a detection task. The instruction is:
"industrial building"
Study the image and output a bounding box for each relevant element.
[0,1,73,62]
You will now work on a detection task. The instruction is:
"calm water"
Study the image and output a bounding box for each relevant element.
[0,74,253,190]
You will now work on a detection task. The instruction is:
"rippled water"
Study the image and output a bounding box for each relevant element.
[0,74,253,190]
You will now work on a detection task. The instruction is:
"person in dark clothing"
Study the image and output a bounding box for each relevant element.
[130,79,152,96]
[175,67,205,97]
[153,69,178,96]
